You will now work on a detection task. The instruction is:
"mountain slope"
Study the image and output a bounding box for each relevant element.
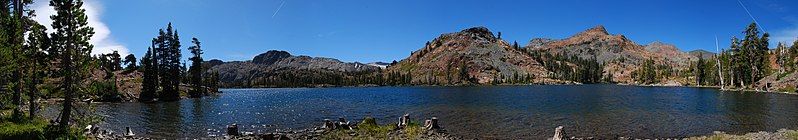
[387,27,553,84]
[206,50,380,87]
[526,25,694,84]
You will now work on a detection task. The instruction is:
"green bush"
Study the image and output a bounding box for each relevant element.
[88,80,120,102]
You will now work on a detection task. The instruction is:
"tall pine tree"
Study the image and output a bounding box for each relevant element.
[49,0,95,131]
[188,37,204,97]
[140,47,157,102]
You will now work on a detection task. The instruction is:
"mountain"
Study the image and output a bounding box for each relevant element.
[205,50,380,87]
[688,50,715,59]
[526,25,693,83]
[644,41,696,66]
[366,62,391,69]
[387,27,553,84]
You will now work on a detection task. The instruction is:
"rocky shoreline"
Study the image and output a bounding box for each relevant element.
[84,114,457,140]
[80,117,798,140]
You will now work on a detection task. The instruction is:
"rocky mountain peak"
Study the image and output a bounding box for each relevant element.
[576,25,609,36]
[458,26,497,41]
[252,50,292,65]
[645,41,679,52]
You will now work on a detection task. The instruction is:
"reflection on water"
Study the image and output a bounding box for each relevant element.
[51,85,798,139]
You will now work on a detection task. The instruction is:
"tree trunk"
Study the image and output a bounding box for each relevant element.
[11,0,23,122]
[28,75,38,119]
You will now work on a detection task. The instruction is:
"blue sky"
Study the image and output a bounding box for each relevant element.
[33,0,798,63]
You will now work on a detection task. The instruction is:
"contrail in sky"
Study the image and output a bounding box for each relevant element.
[737,0,766,32]
[272,0,286,18]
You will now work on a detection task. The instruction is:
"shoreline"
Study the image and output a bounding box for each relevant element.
[85,115,457,140]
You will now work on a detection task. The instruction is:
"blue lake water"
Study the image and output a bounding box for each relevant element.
[82,85,798,139]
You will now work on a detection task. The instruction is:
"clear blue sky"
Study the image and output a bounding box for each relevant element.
[88,0,798,63]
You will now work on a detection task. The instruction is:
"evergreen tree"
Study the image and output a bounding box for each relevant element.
[140,48,157,102]
[50,0,95,131]
[789,39,798,72]
[695,53,705,86]
[123,54,137,70]
[3,0,35,122]
[153,23,182,101]
[22,22,51,119]
[188,37,204,97]
[109,50,122,71]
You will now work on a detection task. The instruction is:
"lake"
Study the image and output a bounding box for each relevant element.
[72,85,798,139]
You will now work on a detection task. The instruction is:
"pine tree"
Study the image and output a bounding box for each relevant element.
[123,54,137,70]
[140,48,157,102]
[23,22,51,119]
[4,0,35,122]
[50,0,95,131]
[109,50,122,71]
[188,37,204,97]
[789,39,798,72]
[153,23,182,101]
[695,53,705,86]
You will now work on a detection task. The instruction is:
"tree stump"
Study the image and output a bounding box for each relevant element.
[398,114,410,128]
[338,117,351,130]
[124,126,135,137]
[227,124,240,136]
[552,126,564,140]
[424,117,440,130]
[322,119,335,130]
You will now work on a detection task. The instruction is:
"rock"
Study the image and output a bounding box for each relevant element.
[84,125,93,134]
[260,133,276,140]
[227,124,240,136]
[552,126,564,140]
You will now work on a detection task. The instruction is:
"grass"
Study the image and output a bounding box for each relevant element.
[320,117,426,140]
[0,116,48,140]
[0,109,87,140]
[778,86,797,93]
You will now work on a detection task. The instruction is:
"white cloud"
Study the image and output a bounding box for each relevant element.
[32,0,129,56]
[772,26,798,46]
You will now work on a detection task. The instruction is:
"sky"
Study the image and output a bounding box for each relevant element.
[30,0,798,63]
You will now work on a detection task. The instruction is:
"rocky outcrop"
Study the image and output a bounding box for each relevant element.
[252,50,292,65]
[387,27,551,84]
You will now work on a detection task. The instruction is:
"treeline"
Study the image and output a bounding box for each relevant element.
[692,23,798,90]
[228,69,414,88]
[631,58,679,84]
[139,23,220,102]
[528,50,607,84]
